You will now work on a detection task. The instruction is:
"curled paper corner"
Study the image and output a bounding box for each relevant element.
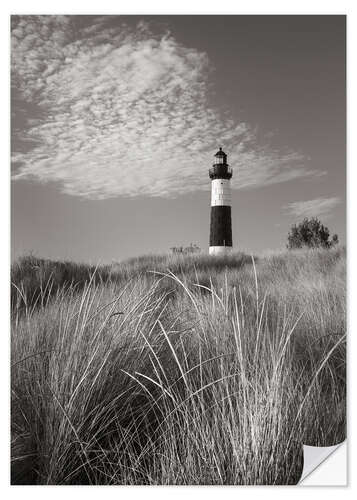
[299,440,347,485]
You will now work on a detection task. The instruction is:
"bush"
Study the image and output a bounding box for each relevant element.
[287,217,339,250]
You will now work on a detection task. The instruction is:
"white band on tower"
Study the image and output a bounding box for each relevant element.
[211,179,231,206]
[209,246,233,255]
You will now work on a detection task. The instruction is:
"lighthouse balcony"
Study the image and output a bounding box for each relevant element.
[209,164,233,180]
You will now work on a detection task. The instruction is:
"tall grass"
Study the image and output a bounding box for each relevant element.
[11,248,346,484]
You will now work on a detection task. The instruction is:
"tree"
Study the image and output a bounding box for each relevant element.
[287,217,339,250]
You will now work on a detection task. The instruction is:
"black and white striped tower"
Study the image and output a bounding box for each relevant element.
[209,147,233,255]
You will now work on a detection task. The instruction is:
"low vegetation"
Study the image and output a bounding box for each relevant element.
[11,247,346,484]
[287,217,339,250]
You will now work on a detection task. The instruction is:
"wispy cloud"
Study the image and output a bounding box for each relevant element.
[284,197,341,219]
[11,16,318,199]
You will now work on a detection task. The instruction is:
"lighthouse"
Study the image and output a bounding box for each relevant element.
[209,147,233,255]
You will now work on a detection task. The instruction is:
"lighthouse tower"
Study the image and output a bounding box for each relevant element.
[209,147,233,255]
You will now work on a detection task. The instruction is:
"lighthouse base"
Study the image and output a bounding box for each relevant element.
[209,246,233,256]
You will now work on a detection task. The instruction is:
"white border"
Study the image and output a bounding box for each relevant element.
[2,1,356,498]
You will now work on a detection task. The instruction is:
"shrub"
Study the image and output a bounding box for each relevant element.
[287,217,339,250]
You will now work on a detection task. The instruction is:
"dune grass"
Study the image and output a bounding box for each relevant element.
[11,248,346,484]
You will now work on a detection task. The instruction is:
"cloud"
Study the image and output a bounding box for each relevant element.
[11,16,318,199]
[284,197,341,219]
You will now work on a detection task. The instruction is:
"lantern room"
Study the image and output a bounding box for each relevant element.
[213,147,227,165]
[209,147,232,180]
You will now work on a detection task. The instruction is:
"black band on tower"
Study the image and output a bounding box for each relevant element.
[209,206,232,247]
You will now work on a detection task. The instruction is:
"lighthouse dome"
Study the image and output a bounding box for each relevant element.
[214,147,226,157]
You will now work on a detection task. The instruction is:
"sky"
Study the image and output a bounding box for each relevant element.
[11,15,346,263]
